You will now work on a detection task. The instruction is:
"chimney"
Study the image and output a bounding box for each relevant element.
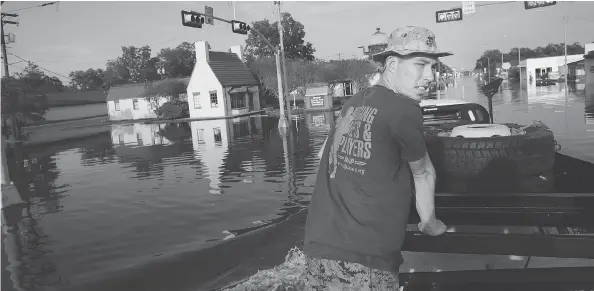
[195,41,210,63]
[229,45,245,62]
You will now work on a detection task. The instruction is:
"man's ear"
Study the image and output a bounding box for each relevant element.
[384,56,398,74]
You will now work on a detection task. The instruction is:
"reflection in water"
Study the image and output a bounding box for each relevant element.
[190,117,263,194]
[3,115,330,290]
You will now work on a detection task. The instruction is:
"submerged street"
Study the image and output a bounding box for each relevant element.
[2,77,594,290]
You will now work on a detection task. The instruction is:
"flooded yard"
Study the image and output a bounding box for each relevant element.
[2,78,594,290]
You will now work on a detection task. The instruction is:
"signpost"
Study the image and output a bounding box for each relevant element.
[462,1,475,15]
[436,8,463,23]
[205,6,214,25]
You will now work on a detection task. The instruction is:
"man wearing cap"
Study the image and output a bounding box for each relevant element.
[303,26,450,290]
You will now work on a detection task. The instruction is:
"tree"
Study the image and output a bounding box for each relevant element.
[157,42,196,78]
[144,79,188,111]
[1,77,50,140]
[69,68,108,91]
[245,13,316,61]
[103,45,160,86]
[15,63,66,93]
[337,59,378,91]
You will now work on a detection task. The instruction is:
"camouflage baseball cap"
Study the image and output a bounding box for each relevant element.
[371,26,453,62]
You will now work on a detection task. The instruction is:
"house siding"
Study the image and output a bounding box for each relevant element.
[42,103,107,122]
[108,96,168,121]
[187,61,226,119]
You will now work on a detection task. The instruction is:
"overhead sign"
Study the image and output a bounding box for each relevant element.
[524,1,556,10]
[205,6,214,25]
[462,1,475,14]
[436,8,463,23]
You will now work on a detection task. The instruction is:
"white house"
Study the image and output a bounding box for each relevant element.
[106,78,190,121]
[186,41,261,120]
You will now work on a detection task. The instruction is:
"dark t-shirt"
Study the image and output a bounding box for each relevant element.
[303,85,428,273]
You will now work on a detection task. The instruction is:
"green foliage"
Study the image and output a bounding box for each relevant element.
[144,79,188,113]
[245,13,316,61]
[157,42,196,79]
[154,99,189,120]
[69,68,109,91]
[247,57,377,103]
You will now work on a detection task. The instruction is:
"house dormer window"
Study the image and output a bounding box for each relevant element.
[210,91,218,108]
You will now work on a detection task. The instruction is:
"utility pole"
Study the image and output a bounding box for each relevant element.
[563,16,568,96]
[2,13,20,141]
[487,57,491,81]
[275,1,292,119]
[1,12,18,78]
[518,47,521,87]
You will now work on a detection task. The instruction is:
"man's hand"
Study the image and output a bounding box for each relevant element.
[418,218,447,236]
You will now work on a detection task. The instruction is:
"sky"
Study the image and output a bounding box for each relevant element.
[2,0,594,85]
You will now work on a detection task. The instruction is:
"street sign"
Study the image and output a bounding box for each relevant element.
[205,6,214,25]
[502,62,511,70]
[462,1,475,15]
[524,1,556,10]
[436,8,463,23]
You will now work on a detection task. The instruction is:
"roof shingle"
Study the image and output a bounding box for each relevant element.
[208,51,258,87]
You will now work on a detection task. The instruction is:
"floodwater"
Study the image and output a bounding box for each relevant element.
[2,77,593,290]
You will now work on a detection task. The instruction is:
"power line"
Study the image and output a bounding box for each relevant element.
[3,1,59,13]
[8,52,72,81]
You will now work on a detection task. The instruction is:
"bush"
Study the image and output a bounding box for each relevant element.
[154,99,189,120]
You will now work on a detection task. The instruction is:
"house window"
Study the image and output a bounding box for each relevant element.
[193,92,201,109]
[343,82,353,96]
[136,133,143,146]
[115,100,121,111]
[118,133,124,145]
[197,129,205,144]
[210,91,218,108]
[133,99,139,110]
[213,127,222,143]
[230,93,246,109]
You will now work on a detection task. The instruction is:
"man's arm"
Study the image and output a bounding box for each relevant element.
[409,152,437,224]
[389,104,445,235]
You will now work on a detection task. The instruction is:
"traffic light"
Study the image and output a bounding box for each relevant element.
[231,20,250,35]
[524,1,556,9]
[181,10,205,28]
[435,8,463,23]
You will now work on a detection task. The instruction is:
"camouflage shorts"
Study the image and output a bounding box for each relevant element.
[304,256,400,291]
